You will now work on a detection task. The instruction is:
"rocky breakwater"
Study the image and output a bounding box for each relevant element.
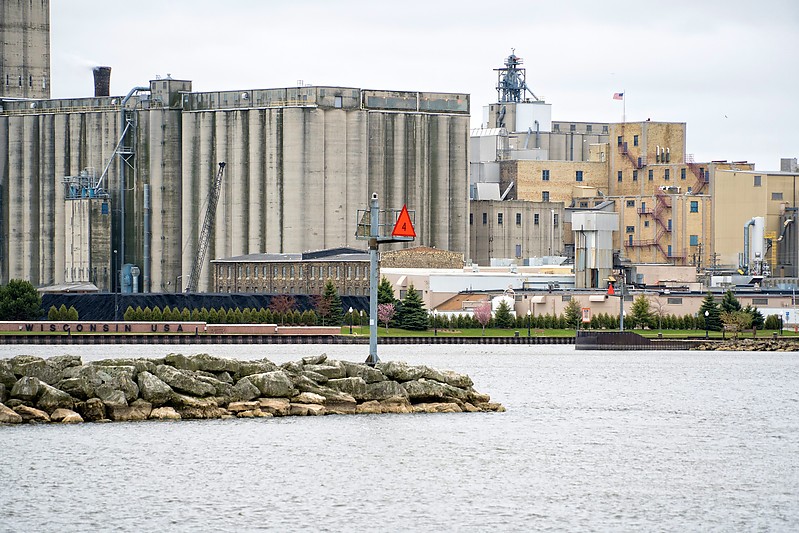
[693,338,799,352]
[0,353,504,425]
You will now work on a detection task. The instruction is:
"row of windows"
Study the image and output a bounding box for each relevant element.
[472,212,547,226]
[219,285,369,296]
[219,264,366,281]
[623,199,700,213]
[3,74,47,89]
[553,124,609,133]
[544,167,700,183]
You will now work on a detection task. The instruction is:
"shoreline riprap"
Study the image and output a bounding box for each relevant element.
[0,353,504,425]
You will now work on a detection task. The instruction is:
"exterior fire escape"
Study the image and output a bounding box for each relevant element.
[686,154,708,194]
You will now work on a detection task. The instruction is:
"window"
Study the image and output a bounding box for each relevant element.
[648,169,654,181]
[633,170,638,182]
[534,214,540,225]
[752,297,769,306]
[469,213,473,225]
[772,192,784,201]
[576,171,583,182]
[626,226,635,233]
[626,200,635,207]
[579,201,588,208]
[667,297,683,305]
[586,125,592,133]
[553,124,560,132]
[644,220,650,227]
[516,213,522,225]
[561,295,572,302]
[515,244,522,257]
[553,214,559,227]
[667,245,672,257]
[628,235,633,246]
[681,168,686,180]
[617,136,623,146]
[498,213,504,225]
[754,175,762,187]
[290,266,295,278]
[633,135,639,147]
[690,235,699,246]
[618,171,623,183]
[602,125,609,134]
[664,169,670,181]
[334,96,343,108]
[542,169,550,181]
[246,265,250,278]
[570,124,576,132]
[667,219,672,231]
[482,212,487,224]
[542,191,550,202]
[282,266,286,277]
[690,201,698,213]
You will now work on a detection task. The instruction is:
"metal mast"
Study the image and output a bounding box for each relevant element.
[495,49,539,103]
[185,162,226,293]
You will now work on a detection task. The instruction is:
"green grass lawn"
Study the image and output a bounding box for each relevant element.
[341,326,798,339]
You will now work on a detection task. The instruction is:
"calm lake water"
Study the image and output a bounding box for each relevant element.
[1,344,798,532]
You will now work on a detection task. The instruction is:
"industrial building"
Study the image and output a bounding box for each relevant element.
[0,0,50,100]
[0,4,470,293]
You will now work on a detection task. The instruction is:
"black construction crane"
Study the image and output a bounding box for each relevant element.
[185,162,225,292]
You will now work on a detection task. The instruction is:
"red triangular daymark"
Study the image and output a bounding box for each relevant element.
[392,205,416,238]
[607,283,615,296]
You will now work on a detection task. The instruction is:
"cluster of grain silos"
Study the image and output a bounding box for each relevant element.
[0,79,470,293]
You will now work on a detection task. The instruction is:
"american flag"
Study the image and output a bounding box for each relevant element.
[613,92,624,100]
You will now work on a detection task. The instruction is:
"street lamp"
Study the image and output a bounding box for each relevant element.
[433,309,438,336]
[113,249,118,321]
[527,309,531,337]
[348,306,353,335]
[360,309,365,333]
[704,310,709,339]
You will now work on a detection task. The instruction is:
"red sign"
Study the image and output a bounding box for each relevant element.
[607,283,615,296]
[392,205,416,238]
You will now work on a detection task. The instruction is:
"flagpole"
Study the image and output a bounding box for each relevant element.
[623,89,626,123]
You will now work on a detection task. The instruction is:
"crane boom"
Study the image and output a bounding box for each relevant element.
[185,162,225,292]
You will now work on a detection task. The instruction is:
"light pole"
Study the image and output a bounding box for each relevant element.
[113,249,118,321]
[704,310,709,339]
[360,309,365,334]
[527,309,531,337]
[433,309,438,336]
[348,306,353,335]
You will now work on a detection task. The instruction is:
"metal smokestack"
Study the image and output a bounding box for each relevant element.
[93,66,111,97]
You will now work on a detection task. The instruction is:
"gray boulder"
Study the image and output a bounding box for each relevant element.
[195,374,235,400]
[10,355,61,385]
[92,358,156,375]
[326,377,367,400]
[190,353,241,373]
[96,385,127,408]
[11,376,41,402]
[377,361,426,382]
[304,361,346,380]
[36,382,75,412]
[422,367,474,389]
[47,355,83,373]
[301,370,329,384]
[363,381,408,401]
[301,354,327,365]
[234,360,279,380]
[402,379,466,403]
[0,383,6,404]
[137,371,173,406]
[231,378,260,402]
[342,361,386,383]
[0,360,17,389]
[247,371,296,398]
[154,365,216,397]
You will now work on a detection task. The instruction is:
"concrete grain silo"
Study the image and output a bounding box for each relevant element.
[0,79,470,293]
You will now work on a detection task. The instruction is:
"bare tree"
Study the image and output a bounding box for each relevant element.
[313,293,331,326]
[269,295,296,326]
[473,302,492,336]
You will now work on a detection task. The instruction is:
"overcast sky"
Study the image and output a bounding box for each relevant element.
[51,0,798,171]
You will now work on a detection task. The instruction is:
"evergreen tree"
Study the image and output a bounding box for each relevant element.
[378,276,396,305]
[48,305,59,320]
[124,306,135,321]
[494,300,514,329]
[134,306,144,321]
[142,306,153,321]
[208,308,219,323]
[151,306,163,321]
[699,292,722,331]
[764,314,781,330]
[629,295,654,329]
[720,290,742,313]
[198,307,209,322]
[181,308,191,321]
[217,308,228,324]
[564,298,581,329]
[397,284,429,330]
[0,279,43,320]
[744,305,765,330]
[67,306,79,320]
[322,280,344,326]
